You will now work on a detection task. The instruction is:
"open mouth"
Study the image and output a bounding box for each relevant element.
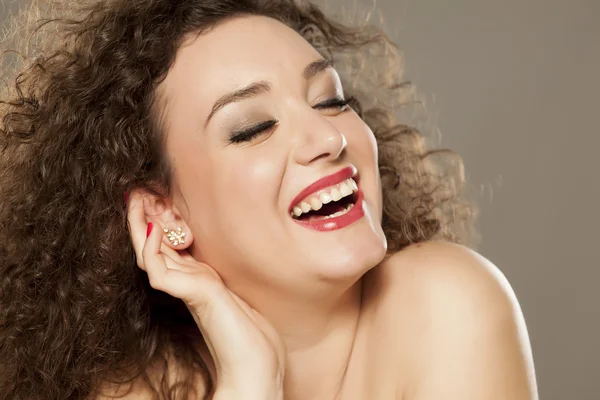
[290,177,359,222]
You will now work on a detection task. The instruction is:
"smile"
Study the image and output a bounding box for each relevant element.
[288,166,365,232]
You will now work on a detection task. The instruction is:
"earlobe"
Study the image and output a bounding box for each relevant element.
[127,188,194,250]
[163,226,187,246]
[160,224,194,251]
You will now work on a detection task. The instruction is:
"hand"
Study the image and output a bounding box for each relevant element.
[126,194,285,399]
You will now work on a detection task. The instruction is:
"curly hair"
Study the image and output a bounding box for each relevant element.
[0,0,475,398]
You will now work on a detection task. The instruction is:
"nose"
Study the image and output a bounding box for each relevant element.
[292,119,347,166]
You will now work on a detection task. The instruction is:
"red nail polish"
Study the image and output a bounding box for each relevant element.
[146,222,153,238]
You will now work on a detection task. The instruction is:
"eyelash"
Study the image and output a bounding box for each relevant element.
[228,96,352,144]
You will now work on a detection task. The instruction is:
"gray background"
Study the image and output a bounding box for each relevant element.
[2,0,599,399]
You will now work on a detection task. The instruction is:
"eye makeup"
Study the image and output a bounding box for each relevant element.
[227,95,351,144]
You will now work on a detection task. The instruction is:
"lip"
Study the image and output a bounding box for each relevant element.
[292,189,365,232]
[288,165,358,214]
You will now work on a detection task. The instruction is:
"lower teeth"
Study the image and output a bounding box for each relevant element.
[323,203,354,219]
[290,202,356,220]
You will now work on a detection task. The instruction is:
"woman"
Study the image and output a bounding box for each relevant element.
[0,0,537,399]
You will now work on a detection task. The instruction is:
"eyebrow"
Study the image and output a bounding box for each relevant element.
[303,58,333,80]
[204,58,334,128]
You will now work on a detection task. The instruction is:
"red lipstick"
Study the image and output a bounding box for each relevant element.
[289,166,365,232]
[293,190,364,232]
[288,166,357,214]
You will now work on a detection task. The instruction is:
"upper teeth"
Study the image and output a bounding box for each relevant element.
[291,178,358,218]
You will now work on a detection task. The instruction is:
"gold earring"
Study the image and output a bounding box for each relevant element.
[163,226,186,246]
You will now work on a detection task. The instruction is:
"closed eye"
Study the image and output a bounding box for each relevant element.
[228,96,353,144]
[229,119,278,144]
[314,96,352,110]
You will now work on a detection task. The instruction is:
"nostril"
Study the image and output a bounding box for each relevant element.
[308,152,333,164]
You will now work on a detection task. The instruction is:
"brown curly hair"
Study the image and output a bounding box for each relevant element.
[0,0,475,398]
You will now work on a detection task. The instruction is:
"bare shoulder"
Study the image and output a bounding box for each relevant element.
[371,241,516,308]
[364,241,521,325]
[362,241,538,399]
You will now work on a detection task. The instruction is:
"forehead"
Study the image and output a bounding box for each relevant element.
[161,15,323,104]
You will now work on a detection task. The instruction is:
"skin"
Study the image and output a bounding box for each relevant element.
[115,15,538,400]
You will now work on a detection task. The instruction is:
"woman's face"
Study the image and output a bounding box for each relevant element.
[159,15,387,294]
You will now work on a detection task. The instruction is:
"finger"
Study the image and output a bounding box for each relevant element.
[141,221,169,286]
[141,222,199,292]
[175,248,197,263]
[126,193,149,270]
[142,222,211,293]
[159,241,189,265]
[160,250,199,274]
[126,195,188,269]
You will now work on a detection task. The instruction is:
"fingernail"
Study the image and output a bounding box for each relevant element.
[146,222,153,238]
[123,191,129,205]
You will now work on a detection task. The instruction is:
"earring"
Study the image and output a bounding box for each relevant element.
[163,226,186,246]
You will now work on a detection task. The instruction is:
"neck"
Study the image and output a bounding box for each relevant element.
[237,277,364,400]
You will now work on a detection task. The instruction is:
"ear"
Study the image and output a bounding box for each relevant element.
[128,188,194,250]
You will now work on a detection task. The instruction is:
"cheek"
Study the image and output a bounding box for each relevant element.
[340,112,379,162]
[221,152,283,218]
[344,120,383,214]
[190,152,285,268]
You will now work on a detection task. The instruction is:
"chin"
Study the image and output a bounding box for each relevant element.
[288,190,387,281]
[306,223,388,283]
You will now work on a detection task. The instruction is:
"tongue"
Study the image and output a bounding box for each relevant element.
[301,202,346,221]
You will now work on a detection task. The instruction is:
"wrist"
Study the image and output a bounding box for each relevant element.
[213,362,284,400]
[214,373,284,400]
